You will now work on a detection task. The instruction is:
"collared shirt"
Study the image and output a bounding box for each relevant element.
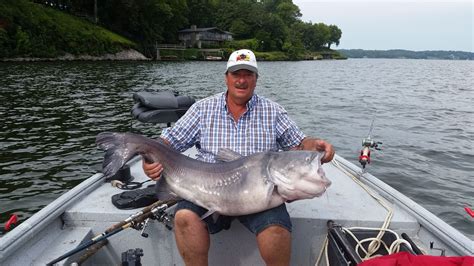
[161,92,305,163]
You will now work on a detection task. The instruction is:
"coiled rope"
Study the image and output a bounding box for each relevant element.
[315,158,418,265]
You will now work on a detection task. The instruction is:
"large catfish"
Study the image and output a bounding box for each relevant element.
[96,132,331,217]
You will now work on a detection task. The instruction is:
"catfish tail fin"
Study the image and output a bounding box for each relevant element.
[96,132,139,178]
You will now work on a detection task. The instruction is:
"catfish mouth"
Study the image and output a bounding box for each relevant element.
[309,177,331,197]
[313,183,331,197]
[322,178,332,188]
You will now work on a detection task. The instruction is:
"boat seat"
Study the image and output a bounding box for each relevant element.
[131,91,195,125]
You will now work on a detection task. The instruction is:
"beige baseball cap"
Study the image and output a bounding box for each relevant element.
[226,49,258,74]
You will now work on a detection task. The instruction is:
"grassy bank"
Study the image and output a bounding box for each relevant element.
[0,0,135,58]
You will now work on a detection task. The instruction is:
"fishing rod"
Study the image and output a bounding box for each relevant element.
[359,116,382,169]
[46,199,177,266]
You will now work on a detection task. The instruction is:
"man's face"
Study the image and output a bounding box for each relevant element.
[225,69,257,104]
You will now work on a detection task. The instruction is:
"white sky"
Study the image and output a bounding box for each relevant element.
[292,0,474,52]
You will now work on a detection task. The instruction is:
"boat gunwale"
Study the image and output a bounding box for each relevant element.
[333,154,473,255]
[0,172,105,260]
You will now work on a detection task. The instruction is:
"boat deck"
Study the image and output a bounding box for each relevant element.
[0,154,471,265]
[63,156,418,265]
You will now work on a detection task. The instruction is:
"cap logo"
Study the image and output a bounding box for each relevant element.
[236,53,251,61]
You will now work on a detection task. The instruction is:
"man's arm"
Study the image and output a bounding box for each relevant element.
[292,137,335,164]
[144,103,201,180]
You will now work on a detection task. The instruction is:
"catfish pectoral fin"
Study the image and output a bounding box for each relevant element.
[201,210,217,220]
[155,176,179,201]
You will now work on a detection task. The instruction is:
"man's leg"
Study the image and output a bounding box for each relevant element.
[238,204,292,266]
[256,225,291,266]
[174,209,210,266]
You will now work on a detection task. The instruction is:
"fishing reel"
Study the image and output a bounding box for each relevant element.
[359,137,382,169]
[121,248,144,266]
[152,206,174,231]
[132,203,175,238]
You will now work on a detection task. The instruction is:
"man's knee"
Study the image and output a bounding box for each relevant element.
[257,225,291,266]
[174,209,204,230]
[173,210,209,265]
[259,224,290,236]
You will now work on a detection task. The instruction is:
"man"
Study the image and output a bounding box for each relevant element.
[143,49,334,266]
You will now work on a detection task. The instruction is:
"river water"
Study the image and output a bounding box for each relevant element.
[0,59,473,239]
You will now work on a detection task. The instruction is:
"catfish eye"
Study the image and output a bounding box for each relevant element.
[305,156,311,162]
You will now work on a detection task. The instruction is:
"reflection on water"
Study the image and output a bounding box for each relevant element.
[0,59,473,238]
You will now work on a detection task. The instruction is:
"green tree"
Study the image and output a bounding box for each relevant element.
[314,23,330,49]
[214,1,261,38]
[0,0,134,58]
[282,22,305,59]
[275,1,301,26]
[230,19,250,39]
[299,22,331,51]
[0,28,11,57]
[186,0,218,27]
[255,14,288,51]
[97,0,188,56]
[15,27,31,55]
[328,24,342,49]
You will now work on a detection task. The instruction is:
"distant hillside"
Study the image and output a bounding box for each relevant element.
[0,0,136,59]
[338,49,473,60]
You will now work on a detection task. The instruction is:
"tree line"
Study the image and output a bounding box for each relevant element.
[338,49,474,60]
[1,0,342,59]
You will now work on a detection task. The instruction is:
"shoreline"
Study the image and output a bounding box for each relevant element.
[1,49,351,62]
[0,49,150,62]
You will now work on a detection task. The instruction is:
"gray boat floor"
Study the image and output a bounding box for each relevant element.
[1,154,471,266]
[62,156,420,265]
[67,158,416,226]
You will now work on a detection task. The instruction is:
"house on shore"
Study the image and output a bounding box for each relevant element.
[178,25,233,48]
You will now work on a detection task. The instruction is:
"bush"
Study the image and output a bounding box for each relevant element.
[254,51,288,61]
[223,39,259,51]
[0,28,13,57]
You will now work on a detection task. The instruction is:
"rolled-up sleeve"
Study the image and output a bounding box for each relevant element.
[275,105,305,150]
[161,104,200,152]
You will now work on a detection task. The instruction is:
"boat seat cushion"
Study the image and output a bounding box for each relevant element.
[131,91,195,124]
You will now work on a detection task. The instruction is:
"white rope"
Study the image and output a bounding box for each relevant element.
[331,159,395,259]
[314,236,328,266]
[342,227,414,260]
[315,158,428,265]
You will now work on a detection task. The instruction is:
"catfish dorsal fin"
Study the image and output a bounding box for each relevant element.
[216,148,242,162]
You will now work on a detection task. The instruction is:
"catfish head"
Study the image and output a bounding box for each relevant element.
[266,151,331,201]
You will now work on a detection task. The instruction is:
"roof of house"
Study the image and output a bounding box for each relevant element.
[178,27,232,35]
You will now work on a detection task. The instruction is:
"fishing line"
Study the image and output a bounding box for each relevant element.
[367,115,376,139]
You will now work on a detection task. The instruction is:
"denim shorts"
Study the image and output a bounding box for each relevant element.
[174,200,292,235]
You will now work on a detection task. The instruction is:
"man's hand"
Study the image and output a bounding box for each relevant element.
[298,138,335,164]
[143,137,170,180]
[143,160,164,181]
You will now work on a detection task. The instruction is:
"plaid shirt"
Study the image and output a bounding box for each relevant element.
[161,92,305,163]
